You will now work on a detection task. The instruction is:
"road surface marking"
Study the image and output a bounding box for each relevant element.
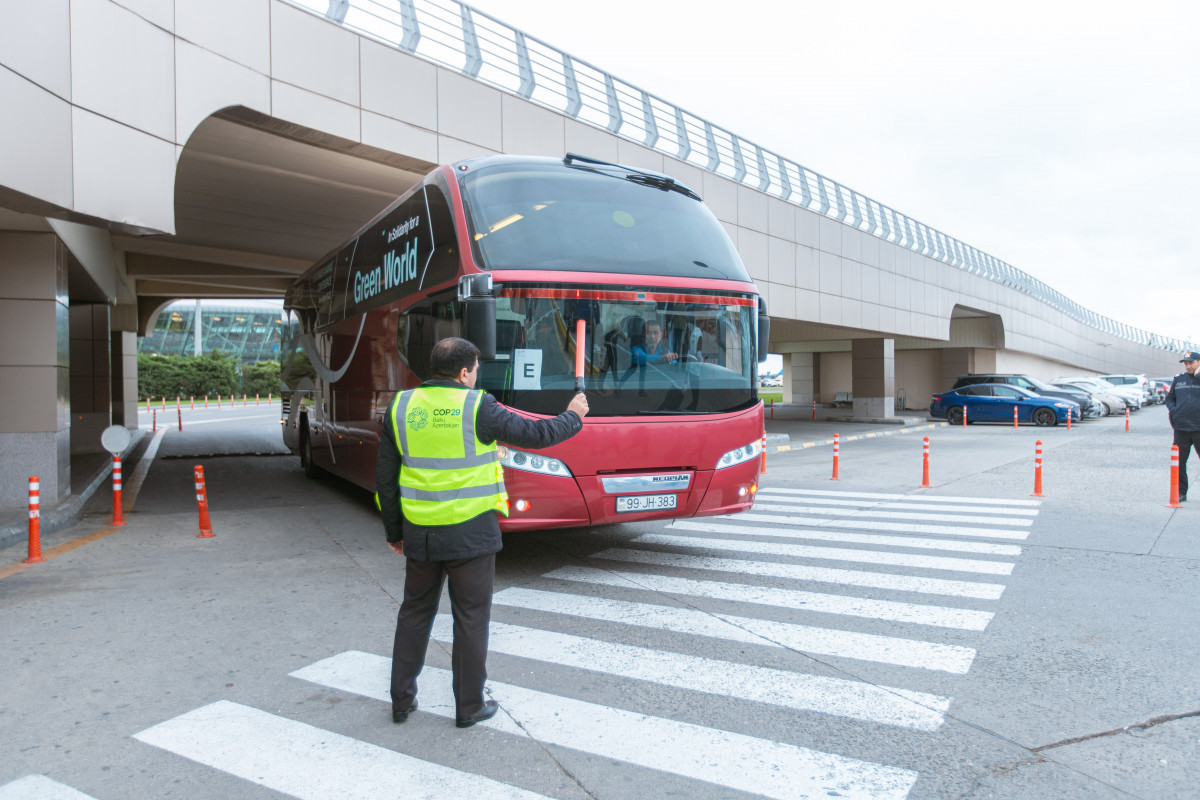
[720,513,1030,541]
[758,488,1040,507]
[670,520,1022,556]
[746,502,1033,527]
[543,565,994,630]
[292,652,919,800]
[753,492,1039,516]
[0,776,97,800]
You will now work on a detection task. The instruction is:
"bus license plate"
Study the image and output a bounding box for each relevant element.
[616,494,677,513]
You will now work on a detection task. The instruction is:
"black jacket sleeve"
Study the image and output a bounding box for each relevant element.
[375,402,404,543]
[475,393,583,450]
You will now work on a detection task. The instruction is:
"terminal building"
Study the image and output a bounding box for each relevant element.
[138,299,283,363]
[0,0,1194,518]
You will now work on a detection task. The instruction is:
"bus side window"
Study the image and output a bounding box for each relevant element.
[422,180,459,291]
[396,296,462,380]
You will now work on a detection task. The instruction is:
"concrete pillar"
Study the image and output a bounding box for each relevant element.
[70,303,112,453]
[0,233,70,511]
[111,330,139,427]
[786,352,817,404]
[852,338,895,419]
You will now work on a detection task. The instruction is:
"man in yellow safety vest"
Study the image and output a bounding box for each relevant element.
[377,337,588,728]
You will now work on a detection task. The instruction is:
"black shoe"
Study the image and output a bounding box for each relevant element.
[1181,494,1187,502]
[456,700,499,728]
[392,699,418,723]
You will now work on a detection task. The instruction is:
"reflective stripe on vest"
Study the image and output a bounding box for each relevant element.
[389,386,508,525]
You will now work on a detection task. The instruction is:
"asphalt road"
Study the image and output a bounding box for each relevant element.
[1,404,1197,800]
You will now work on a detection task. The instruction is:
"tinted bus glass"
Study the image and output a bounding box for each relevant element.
[460,163,751,281]
[479,288,757,416]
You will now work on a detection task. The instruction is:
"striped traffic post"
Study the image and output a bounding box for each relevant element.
[760,433,768,475]
[1066,406,1071,431]
[920,437,931,488]
[831,433,840,481]
[194,465,214,538]
[1013,405,1018,428]
[1032,440,1044,497]
[24,477,44,563]
[190,395,194,410]
[1125,407,1130,432]
[1168,445,1181,508]
[812,399,816,420]
[152,409,156,433]
[962,405,968,427]
[110,456,126,527]
[177,405,183,432]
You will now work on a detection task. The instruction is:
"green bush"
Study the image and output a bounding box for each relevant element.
[241,361,281,398]
[138,352,242,400]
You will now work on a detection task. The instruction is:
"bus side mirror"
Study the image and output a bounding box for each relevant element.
[757,297,770,363]
[459,273,496,360]
[464,297,496,361]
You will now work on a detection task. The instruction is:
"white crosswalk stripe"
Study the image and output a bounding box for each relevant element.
[633,533,1016,574]
[432,616,951,729]
[129,489,1035,800]
[134,700,553,799]
[747,501,1034,527]
[0,776,98,800]
[594,546,1008,599]
[541,565,995,630]
[753,492,1040,516]
[292,652,919,800]
[670,519,1023,555]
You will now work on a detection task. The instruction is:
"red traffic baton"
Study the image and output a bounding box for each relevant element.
[1032,440,1044,497]
[574,318,586,394]
[1168,445,1181,508]
[111,456,126,527]
[831,432,840,480]
[24,476,45,563]
[194,465,214,538]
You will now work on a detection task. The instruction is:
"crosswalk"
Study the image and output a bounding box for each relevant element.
[12,487,1038,799]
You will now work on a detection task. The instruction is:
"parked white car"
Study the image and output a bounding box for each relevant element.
[1054,377,1143,410]
[1101,373,1152,402]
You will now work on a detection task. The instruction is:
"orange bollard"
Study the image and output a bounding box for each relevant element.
[770,399,774,419]
[194,465,214,538]
[24,476,45,563]
[217,393,221,409]
[1066,406,1072,431]
[963,405,968,427]
[161,396,166,411]
[190,395,194,410]
[110,456,126,527]
[812,399,816,420]
[759,433,768,474]
[256,393,260,407]
[152,409,156,433]
[1168,445,1181,508]
[268,392,273,406]
[243,393,247,407]
[831,432,840,480]
[177,406,183,432]
[1014,405,1019,428]
[920,437,931,488]
[204,394,209,409]
[1032,440,1044,497]
[1125,407,1130,432]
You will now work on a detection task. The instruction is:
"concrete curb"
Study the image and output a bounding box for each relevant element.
[0,430,146,552]
[765,421,949,454]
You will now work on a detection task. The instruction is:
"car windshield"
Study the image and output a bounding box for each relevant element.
[478,288,758,416]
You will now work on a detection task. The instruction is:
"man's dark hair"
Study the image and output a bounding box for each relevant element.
[431,337,480,378]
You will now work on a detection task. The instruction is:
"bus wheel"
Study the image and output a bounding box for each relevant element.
[300,423,321,478]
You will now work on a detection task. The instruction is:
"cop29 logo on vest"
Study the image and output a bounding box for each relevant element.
[406,407,429,431]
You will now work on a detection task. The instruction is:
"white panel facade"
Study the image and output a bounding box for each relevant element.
[362,113,438,164]
[500,95,565,158]
[0,71,73,208]
[437,70,502,152]
[360,39,438,131]
[270,2,359,105]
[71,0,176,142]
[0,0,71,98]
[177,0,271,74]
[271,81,359,142]
[176,41,271,145]
[71,108,177,233]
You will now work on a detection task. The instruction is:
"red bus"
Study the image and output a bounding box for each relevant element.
[281,153,769,531]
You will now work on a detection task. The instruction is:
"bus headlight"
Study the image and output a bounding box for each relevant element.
[715,439,762,470]
[501,447,573,477]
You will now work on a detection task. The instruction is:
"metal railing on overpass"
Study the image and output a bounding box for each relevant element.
[290,0,1196,354]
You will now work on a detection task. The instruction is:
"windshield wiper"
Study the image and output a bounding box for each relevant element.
[563,153,701,200]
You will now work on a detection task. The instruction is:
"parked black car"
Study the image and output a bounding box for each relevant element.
[951,374,1099,418]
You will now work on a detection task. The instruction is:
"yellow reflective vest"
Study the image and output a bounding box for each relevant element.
[388,386,508,526]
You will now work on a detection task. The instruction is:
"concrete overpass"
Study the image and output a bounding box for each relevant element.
[0,0,1192,513]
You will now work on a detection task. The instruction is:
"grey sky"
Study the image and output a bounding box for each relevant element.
[466,0,1200,346]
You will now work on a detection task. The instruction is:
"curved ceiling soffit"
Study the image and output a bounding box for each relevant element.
[137,296,178,338]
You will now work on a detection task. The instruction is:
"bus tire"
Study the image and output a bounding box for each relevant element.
[300,420,321,479]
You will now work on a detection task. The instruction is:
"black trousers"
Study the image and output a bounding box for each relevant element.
[390,552,495,720]
[1175,429,1200,498]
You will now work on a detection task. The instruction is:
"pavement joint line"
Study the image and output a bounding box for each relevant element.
[766,422,949,454]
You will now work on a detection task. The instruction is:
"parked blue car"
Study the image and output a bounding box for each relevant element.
[930,383,1081,426]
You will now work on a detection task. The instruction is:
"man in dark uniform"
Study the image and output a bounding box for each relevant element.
[1166,350,1200,502]
[376,337,588,727]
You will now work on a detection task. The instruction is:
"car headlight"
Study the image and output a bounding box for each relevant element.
[716,439,762,470]
[1053,402,1071,408]
[500,447,573,477]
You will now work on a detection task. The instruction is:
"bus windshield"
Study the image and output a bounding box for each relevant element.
[479,287,758,416]
[460,161,751,282]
